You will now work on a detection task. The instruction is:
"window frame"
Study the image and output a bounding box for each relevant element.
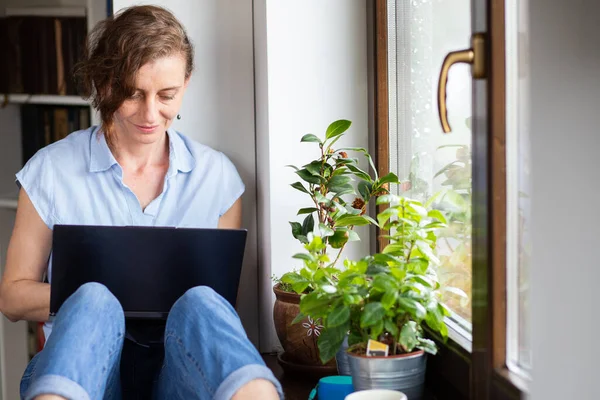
[372,0,528,398]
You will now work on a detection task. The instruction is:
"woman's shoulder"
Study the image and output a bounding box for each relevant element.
[38,126,94,165]
[173,130,224,159]
[171,130,237,174]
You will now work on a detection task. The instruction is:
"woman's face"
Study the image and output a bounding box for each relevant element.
[113,54,189,145]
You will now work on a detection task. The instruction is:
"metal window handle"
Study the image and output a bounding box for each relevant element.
[437,33,486,133]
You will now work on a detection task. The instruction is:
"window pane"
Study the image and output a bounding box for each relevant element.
[387,0,473,327]
[506,0,532,376]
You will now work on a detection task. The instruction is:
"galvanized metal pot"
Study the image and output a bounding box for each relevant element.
[347,350,427,399]
[335,335,351,375]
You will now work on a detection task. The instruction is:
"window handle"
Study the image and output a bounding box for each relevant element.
[437,33,486,133]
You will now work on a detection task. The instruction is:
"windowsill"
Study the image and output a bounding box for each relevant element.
[493,367,530,398]
[445,316,472,353]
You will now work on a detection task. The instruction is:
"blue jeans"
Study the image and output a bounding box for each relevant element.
[20,282,283,400]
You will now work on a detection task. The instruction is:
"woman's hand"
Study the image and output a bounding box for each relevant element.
[0,188,52,322]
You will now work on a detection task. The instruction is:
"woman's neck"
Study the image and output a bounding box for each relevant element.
[111,132,170,172]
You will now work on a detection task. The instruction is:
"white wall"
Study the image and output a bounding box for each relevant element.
[0,106,27,400]
[112,0,259,345]
[529,0,600,398]
[254,0,371,351]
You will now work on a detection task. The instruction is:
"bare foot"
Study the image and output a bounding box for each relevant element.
[232,379,279,399]
[34,395,67,400]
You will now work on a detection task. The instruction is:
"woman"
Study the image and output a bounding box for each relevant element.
[0,5,282,400]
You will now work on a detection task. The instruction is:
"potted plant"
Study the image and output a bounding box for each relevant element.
[272,119,398,374]
[296,194,453,398]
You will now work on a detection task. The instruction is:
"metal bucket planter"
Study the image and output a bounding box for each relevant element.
[347,350,427,400]
[336,335,351,375]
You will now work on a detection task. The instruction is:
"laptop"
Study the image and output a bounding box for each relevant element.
[50,225,247,319]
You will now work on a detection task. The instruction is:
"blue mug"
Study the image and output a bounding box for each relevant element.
[311,375,354,400]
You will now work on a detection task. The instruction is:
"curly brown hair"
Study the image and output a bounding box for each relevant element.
[74,5,194,145]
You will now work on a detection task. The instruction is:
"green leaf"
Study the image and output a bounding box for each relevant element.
[299,292,331,317]
[407,203,428,217]
[347,230,360,242]
[290,222,303,238]
[298,207,318,215]
[302,214,315,236]
[427,209,447,224]
[362,215,379,226]
[357,180,372,201]
[301,134,321,143]
[325,119,352,140]
[319,223,335,237]
[290,182,310,194]
[346,164,372,181]
[334,214,370,227]
[416,240,440,265]
[280,273,310,294]
[317,324,348,364]
[377,207,399,227]
[442,286,469,298]
[296,168,322,184]
[370,319,384,340]
[328,175,351,187]
[305,160,324,176]
[327,304,350,328]
[364,153,378,180]
[384,319,399,337]
[296,235,309,244]
[292,253,315,263]
[286,164,299,171]
[408,274,436,288]
[381,290,398,310]
[377,172,399,186]
[376,194,400,205]
[399,321,419,352]
[416,338,438,355]
[373,274,398,292]
[328,228,350,249]
[398,297,427,320]
[360,302,386,328]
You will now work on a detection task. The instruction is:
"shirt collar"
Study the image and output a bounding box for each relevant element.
[89,126,196,174]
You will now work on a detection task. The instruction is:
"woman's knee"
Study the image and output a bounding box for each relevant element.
[68,282,123,318]
[168,286,233,326]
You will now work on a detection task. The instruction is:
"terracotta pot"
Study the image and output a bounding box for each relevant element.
[272,284,336,368]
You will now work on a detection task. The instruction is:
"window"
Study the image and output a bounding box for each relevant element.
[385,0,473,332]
[506,0,531,377]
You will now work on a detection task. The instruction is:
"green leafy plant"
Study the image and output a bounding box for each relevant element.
[294,195,451,363]
[278,119,398,294]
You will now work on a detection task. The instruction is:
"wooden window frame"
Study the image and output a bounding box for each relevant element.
[372,0,528,398]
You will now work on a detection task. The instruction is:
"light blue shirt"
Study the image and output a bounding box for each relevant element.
[16,126,245,338]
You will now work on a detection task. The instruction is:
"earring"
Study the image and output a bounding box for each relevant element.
[176,114,181,120]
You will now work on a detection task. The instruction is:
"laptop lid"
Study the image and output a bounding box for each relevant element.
[50,225,247,319]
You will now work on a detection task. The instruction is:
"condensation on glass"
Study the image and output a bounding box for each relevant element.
[386,0,473,330]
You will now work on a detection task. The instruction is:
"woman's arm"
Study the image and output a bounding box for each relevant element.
[218,198,242,229]
[0,188,53,322]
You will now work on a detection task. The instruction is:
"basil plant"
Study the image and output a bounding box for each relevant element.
[295,194,452,363]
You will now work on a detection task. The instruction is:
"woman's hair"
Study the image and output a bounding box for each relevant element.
[74,5,194,145]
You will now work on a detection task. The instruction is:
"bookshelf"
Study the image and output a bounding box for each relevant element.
[0,1,107,398]
[2,93,89,106]
[0,197,17,210]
